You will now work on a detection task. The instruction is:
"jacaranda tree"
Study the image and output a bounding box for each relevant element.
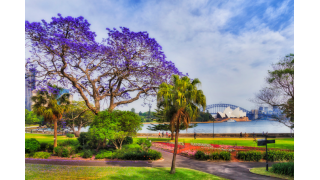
[25,14,183,114]
[31,84,71,148]
[157,75,206,174]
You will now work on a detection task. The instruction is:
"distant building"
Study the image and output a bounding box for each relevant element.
[25,71,36,111]
[264,107,268,113]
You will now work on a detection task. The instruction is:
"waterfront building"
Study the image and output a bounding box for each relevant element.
[217,107,246,118]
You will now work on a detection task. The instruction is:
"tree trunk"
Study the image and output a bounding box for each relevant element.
[54,120,58,148]
[171,131,174,140]
[170,119,180,174]
[75,124,82,137]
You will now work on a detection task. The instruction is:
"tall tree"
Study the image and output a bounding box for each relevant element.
[63,100,95,137]
[251,54,294,129]
[25,14,183,114]
[31,84,71,148]
[157,75,206,174]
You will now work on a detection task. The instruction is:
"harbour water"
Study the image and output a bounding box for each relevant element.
[69,120,292,134]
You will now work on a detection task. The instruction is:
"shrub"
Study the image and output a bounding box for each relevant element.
[77,132,99,149]
[32,152,51,159]
[62,148,70,157]
[263,150,294,161]
[219,151,231,161]
[237,151,262,161]
[25,138,41,153]
[53,146,64,157]
[137,139,152,148]
[195,151,208,160]
[59,140,80,152]
[40,142,48,151]
[82,149,93,158]
[95,150,113,159]
[46,143,54,152]
[210,152,220,160]
[122,144,142,150]
[121,149,162,160]
[66,133,75,138]
[123,136,133,145]
[271,162,294,176]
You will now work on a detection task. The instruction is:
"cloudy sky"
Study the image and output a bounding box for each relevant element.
[25,0,294,113]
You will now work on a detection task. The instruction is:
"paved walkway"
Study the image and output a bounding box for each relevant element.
[26,147,281,180]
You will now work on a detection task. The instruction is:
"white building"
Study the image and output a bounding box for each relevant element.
[217,107,246,118]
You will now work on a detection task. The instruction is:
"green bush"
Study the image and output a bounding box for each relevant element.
[53,146,64,157]
[122,143,142,150]
[40,142,48,151]
[195,151,208,160]
[237,151,263,161]
[66,133,75,138]
[54,146,76,157]
[82,149,93,158]
[25,138,41,153]
[263,150,294,161]
[210,152,220,160]
[32,152,51,159]
[271,162,294,176]
[137,139,151,148]
[77,132,99,149]
[121,149,162,160]
[45,143,54,152]
[219,151,231,161]
[95,150,113,159]
[59,140,80,152]
[123,136,133,145]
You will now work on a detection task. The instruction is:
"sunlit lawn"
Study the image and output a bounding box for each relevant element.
[25,134,294,150]
[25,164,227,180]
[250,167,293,180]
[25,133,77,143]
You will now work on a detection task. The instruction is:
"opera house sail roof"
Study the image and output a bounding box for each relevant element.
[217,107,246,118]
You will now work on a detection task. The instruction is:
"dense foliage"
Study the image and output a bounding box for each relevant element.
[25,109,43,126]
[25,138,41,153]
[89,110,142,150]
[195,112,214,122]
[66,133,75,138]
[195,151,231,161]
[263,150,294,161]
[32,152,52,159]
[237,151,263,161]
[271,162,294,176]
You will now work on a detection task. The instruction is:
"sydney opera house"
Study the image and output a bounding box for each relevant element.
[216,107,249,122]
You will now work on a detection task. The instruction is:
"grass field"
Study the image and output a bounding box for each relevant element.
[25,164,227,180]
[25,134,294,150]
[250,167,293,180]
[25,133,77,143]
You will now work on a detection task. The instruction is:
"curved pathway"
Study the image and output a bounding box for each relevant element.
[26,147,281,180]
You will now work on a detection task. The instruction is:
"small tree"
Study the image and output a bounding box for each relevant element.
[89,110,142,150]
[63,101,95,137]
[131,108,135,113]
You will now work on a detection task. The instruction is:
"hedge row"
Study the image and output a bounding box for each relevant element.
[195,151,231,161]
[271,162,294,176]
[237,150,294,161]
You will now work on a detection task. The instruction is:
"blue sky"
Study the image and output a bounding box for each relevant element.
[25,0,294,112]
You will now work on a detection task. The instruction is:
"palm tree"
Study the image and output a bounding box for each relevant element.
[157,75,206,174]
[31,84,71,148]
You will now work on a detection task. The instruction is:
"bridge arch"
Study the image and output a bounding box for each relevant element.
[201,103,251,114]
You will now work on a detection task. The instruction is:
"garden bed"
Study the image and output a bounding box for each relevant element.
[152,142,293,162]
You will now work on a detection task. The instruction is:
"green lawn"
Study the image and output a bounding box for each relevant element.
[25,134,294,150]
[250,167,293,180]
[136,137,294,150]
[25,133,77,143]
[25,164,227,180]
